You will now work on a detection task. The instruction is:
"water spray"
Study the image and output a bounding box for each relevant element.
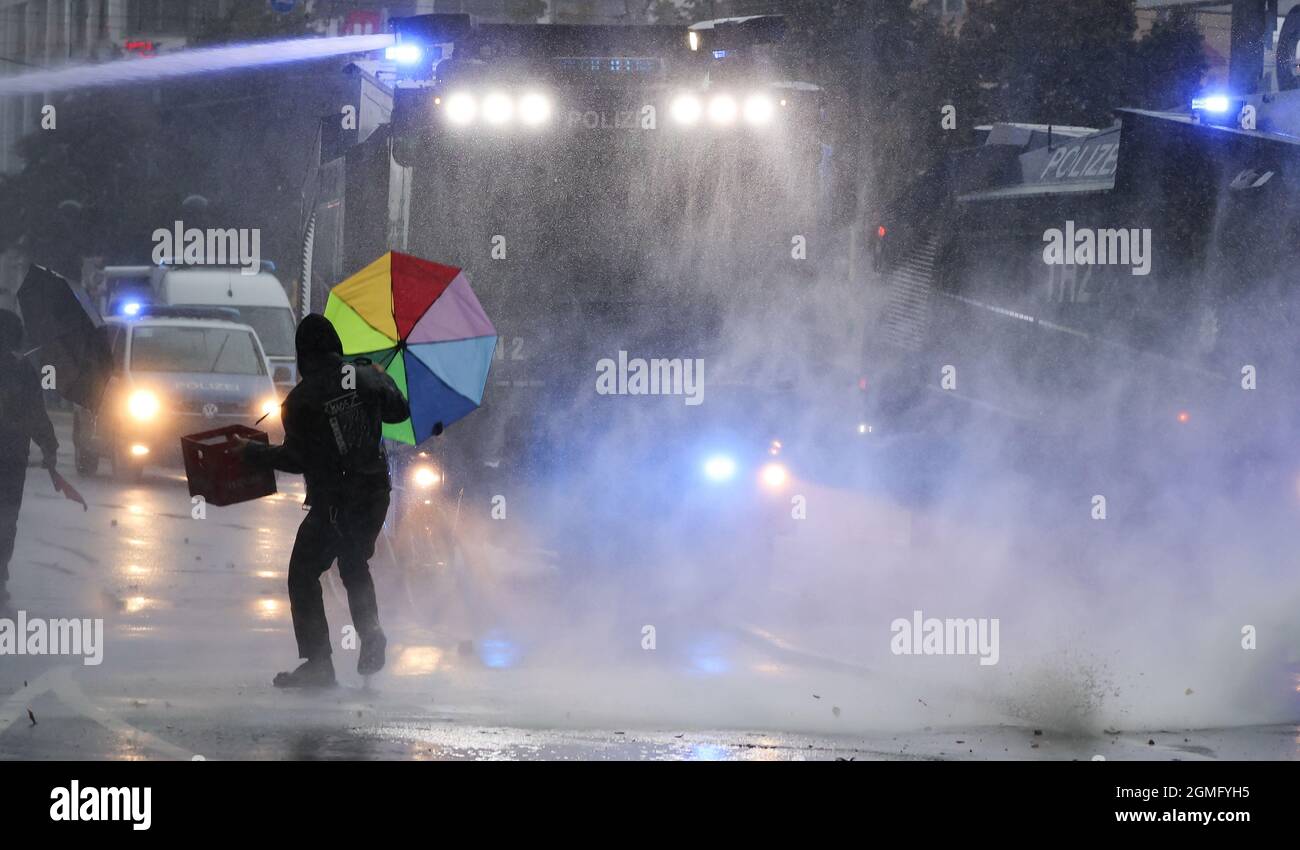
[0,33,395,96]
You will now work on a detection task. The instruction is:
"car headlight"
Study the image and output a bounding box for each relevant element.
[670,93,702,125]
[127,390,160,422]
[742,93,775,126]
[412,464,441,489]
[260,398,280,419]
[760,462,789,491]
[518,92,551,126]
[444,92,477,125]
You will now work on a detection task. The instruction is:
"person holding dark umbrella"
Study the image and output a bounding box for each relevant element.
[16,264,112,415]
[0,309,59,612]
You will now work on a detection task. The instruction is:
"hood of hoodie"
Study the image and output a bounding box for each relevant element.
[295,314,344,378]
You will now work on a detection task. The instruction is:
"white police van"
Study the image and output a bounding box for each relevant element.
[73,308,281,482]
[97,262,298,396]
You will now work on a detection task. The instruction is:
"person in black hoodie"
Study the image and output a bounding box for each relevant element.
[0,309,59,612]
[235,314,410,688]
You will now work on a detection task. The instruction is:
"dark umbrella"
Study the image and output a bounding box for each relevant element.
[16,264,112,410]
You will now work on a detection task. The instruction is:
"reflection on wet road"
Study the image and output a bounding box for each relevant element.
[2,418,1299,760]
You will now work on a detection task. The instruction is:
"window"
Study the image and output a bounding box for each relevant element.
[130,326,267,376]
[127,0,195,34]
[230,307,296,359]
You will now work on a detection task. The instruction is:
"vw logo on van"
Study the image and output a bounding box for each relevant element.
[202,403,218,419]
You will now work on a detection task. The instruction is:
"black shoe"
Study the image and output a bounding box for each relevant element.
[358,632,387,676]
[273,657,337,689]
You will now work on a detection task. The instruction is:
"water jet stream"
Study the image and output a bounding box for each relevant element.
[0,33,395,96]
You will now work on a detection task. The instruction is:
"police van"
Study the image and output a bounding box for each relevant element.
[94,262,298,396]
[73,308,281,482]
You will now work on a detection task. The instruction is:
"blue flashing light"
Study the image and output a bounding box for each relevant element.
[478,632,520,669]
[1192,94,1231,113]
[703,454,737,483]
[386,44,424,64]
[120,301,143,317]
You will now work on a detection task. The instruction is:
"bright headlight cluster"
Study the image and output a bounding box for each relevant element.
[671,92,777,127]
[442,91,551,127]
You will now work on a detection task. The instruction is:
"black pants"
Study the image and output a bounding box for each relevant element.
[0,463,26,588]
[287,494,389,660]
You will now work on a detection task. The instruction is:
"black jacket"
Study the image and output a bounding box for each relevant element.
[244,315,409,507]
[0,352,58,470]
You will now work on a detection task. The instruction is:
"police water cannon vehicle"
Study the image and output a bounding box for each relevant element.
[866,0,1300,477]
[300,13,831,574]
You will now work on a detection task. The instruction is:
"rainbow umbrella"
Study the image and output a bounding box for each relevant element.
[324,251,496,445]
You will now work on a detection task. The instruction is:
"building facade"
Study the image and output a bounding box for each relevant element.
[0,0,244,300]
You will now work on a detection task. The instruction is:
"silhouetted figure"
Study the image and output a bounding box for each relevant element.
[0,310,58,611]
[237,314,409,688]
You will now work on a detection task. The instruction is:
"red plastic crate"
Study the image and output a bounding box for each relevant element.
[180,424,277,507]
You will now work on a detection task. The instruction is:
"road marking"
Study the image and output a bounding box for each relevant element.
[0,666,195,759]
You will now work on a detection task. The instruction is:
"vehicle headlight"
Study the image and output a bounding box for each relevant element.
[707,94,738,125]
[412,464,441,489]
[482,91,514,125]
[260,398,280,419]
[760,462,789,491]
[127,390,160,422]
[670,93,702,125]
[742,93,775,126]
[518,92,551,127]
[444,92,477,125]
